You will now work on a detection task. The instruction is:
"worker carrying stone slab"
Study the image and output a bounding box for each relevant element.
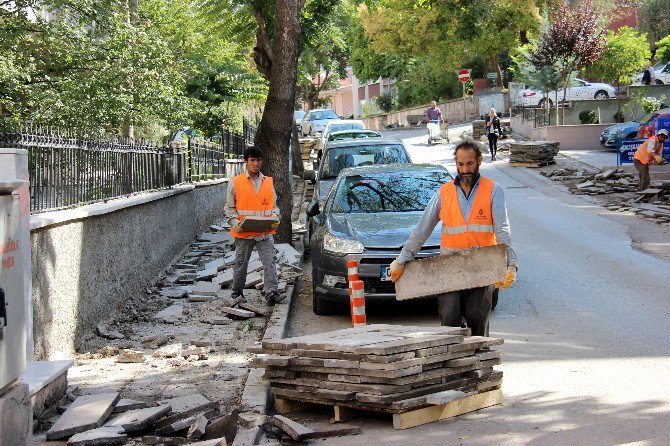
[389,140,517,336]
[225,146,285,305]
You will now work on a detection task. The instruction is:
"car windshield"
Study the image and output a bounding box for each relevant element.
[635,112,654,123]
[326,122,364,134]
[328,131,381,142]
[294,111,306,121]
[331,170,450,213]
[321,144,411,178]
[311,110,339,120]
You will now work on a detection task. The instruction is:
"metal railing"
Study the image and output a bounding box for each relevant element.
[1,123,187,213]
[1,119,258,213]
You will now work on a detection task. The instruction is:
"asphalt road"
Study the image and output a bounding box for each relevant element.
[285,127,670,445]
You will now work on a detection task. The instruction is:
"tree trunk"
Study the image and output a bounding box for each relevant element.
[253,0,302,244]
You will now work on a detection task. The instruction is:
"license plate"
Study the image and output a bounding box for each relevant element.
[380,266,392,281]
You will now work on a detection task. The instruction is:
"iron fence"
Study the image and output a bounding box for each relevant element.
[0,123,186,213]
[1,119,256,213]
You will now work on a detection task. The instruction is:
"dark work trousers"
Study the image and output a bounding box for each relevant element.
[437,285,494,336]
[488,133,498,158]
[634,159,651,191]
[232,236,278,296]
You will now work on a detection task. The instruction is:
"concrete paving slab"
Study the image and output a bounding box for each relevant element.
[395,245,508,300]
[46,392,120,440]
[111,399,149,413]
[153,305,186,323]
[65,426,126,445]
[106,404,171,432]
[192,281,221,295]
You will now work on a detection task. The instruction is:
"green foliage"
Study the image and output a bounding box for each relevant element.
[655,35,670,63]
[578,110,598,124]
[587,27,650,87]
[640,96,665,113]
[375,93,394,112]
[638,0,670,51]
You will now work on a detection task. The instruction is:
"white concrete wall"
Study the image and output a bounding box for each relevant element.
[362,97,481,130]
[30,180,229,360]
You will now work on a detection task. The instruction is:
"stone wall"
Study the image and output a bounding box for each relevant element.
[30,180,228,360]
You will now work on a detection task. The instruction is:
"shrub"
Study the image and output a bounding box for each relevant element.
[375,93,394,113]
[578,110,598,124]
[640,96,664,114]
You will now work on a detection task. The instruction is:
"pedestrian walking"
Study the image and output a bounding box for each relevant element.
[225,146,284,305]
[634,129,668,191]
[485,108,502,161]
[389,141,517,336]
[642,64,656,85]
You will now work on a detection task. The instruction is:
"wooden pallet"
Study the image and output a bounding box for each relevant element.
[274,388,503,430]
[509,160,556,168]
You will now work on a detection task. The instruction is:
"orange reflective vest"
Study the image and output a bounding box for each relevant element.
[229,173,276,239]
[634,136,663,165]
[439,177,497,250]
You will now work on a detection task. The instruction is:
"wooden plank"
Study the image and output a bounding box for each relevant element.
[46,392,120,440]
[274,398,316,415]
[333,406,360,423]
[391,389,503,430]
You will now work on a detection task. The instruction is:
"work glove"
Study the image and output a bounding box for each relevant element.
[495,266,517,289]
[231,219,243,233]
[390,259,405,283]
[654,155,665,164]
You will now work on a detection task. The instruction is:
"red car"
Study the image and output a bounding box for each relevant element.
[636,108,670,139]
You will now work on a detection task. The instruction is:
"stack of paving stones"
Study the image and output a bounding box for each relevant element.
[509,141,559,165]
[472,120,487,139]
[605,181,670,225]
[44,392,229,445]
[250,325,503,415]
[299,137,315,163]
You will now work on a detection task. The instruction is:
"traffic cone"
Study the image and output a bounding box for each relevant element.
[347,259,359,286]
[350,280,366,327]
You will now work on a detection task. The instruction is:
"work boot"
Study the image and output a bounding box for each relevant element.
[231,290,246,306]
[264,291,286,306]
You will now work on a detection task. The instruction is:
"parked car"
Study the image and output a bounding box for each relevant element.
[326,129,382,143]
[599,117,646,148]
[293,110,306,132]
[307,138,412,209]
[636,108,670,139]
[300,108,340,136]
[521,78,617,107]
[634,62,669,85]
[316,119,365,153]
[306,163,452,314]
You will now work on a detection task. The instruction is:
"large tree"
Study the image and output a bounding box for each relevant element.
[530,1,606,124]
[588,27,650,121]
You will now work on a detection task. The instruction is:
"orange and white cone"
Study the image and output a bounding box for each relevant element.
[349,280,366,327]
[347,259,359,286]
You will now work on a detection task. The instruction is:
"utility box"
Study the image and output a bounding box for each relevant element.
[0,148,31,393]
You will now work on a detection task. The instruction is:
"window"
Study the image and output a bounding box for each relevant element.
[331,171,451,213]
[320,144,411,178]
[311,110,339,120]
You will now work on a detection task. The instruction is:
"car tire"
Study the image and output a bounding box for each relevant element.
[594,90,609,100]
[491,288,499,311]
[655,79,664,85]
[312,277,337,315]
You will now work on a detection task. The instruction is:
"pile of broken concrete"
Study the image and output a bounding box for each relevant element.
[542,167,639,194]
[45,392,230,445]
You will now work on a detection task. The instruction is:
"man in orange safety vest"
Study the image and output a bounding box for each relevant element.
[389,141,517,336]
[225,146,284,305]
[634,129,667,192]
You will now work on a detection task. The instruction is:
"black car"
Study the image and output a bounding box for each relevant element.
[307,163,453,315]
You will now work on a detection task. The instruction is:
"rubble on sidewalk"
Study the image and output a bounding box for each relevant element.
[542,167,639,194]
[250,324,504,430]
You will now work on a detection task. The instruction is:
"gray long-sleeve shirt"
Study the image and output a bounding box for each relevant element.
[396,175,517,268]
[224,170,280,241]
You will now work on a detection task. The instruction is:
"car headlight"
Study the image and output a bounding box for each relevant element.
[323,233,364,255]
[615,131,625,138]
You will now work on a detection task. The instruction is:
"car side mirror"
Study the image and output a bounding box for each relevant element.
[303,170,316,183]
[306,200,320,218]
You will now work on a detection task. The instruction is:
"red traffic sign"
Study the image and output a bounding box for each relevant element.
[455,69,472,83]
